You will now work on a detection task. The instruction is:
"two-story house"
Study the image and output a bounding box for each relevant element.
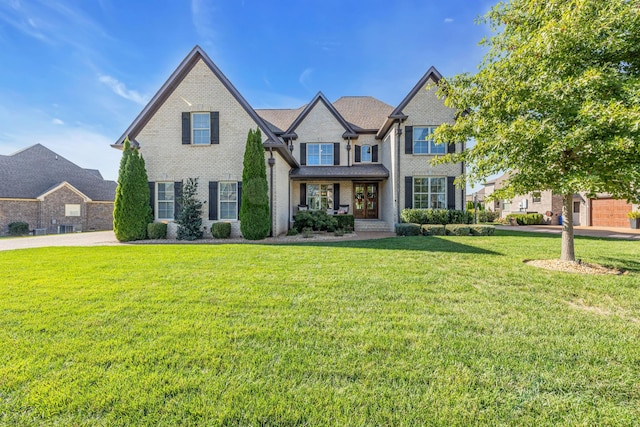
[112,46,464,237]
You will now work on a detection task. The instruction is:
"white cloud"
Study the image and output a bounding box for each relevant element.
[299,68,314,91]
[444,18,454,23]
[52,118,64,125]
[191,0,216,43]
[98,74,147,105]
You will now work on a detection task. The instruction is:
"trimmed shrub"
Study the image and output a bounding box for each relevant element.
[293,210,338,232]
[334,214,354,232]
[287,228,298,236]
[211,222,231,239]
[505,213,544,225]
[469,225,495,236]
[395,223,421,236]
[445,224,471,236]
[147,222,167,239]
[8,222,29,236]
[302,227,314,238]
[421,224,445,236]
[401,209,472,225]
[468,209,500,223]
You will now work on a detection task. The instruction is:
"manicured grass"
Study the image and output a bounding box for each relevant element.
[1,231,639,425]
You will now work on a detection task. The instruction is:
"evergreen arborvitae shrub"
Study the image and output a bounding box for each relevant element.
[239,129,270,240]
[113,138,152,241]
[176,178,204,240]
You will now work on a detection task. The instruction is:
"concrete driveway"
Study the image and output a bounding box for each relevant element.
[0,230,120,251]
[496,225,640,240]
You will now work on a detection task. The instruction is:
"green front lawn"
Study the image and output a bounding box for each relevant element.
[1,231,639,425]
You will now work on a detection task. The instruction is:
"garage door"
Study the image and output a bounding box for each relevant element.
[590,199,632,227]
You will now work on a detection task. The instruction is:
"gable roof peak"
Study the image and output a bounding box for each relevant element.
[284,91,358,139]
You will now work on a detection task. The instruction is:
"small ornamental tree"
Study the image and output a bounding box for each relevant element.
[176,177,204,240]
[239,128,270,240]
[113,138,152,241]
[433,0,640,261]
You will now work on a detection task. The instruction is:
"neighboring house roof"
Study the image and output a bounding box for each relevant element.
[0,144,117,201]
[289,164,389,180]
[283,92,359,139]
[377,66,444,139]
[332,96,394,132]
[112,45,298,167]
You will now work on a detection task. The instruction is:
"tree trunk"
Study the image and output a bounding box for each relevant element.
[560,193,575,262]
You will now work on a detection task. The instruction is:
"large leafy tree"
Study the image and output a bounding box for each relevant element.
[240,128,270,240]
[113,138,152,241]
[434,0,640,261]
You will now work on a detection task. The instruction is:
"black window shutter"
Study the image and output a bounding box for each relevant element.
[209,181,218,220]
[300,143,307,165]
[405,176,413,209]
[333,184,340,210]
[448,142,456,154]
[148,181,155,218]
[333,142,340,165]
[372,145,378,163]
[405,126,413,154]
[211,112,220,144]
[174,181,183,218]
[447,177,456,210]
[237,181,242,216]
[300,183,307,206]
[182,113,191,145]
[354,145,361,163]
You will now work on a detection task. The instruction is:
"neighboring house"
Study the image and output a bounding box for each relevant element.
[112,46,465,237]
[0,144,117,235]
[480,173,638,227]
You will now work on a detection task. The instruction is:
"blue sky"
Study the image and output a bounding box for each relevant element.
[0,0,494,182]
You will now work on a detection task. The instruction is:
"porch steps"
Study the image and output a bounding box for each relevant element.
[354,220,392,233]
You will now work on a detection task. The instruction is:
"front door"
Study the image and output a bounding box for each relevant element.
[354,183,378,219]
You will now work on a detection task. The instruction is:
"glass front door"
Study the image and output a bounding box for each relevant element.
[354,183,378,219]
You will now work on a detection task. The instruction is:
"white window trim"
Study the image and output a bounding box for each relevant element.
[307,143,334,166]
[191,112,210,145]
[219,181,238,221]
[157,182,175,220]
[65,204,81,217]
[413,176,447,209]
[413,126,446,155]
[306,183,334,211]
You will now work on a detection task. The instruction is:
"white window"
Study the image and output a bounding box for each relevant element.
[307,184,334,210]
[361,144,372,162]
[219,182,238,220]
[413,177,446,209]
[157,182,175,220]
[413,127,445,155]
[307,143,333,166]
[192,113,210,145]
[65,204,81,217]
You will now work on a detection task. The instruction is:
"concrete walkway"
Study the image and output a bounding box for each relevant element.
[496,224,640,240]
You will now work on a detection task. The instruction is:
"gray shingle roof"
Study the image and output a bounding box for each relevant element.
[0,144,117,201]
[332,96,394,131]
[289,164,389,180]
[255,107,306,133]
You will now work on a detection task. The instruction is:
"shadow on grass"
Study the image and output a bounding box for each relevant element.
[270,235,501,255]
[496,229,634,242]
